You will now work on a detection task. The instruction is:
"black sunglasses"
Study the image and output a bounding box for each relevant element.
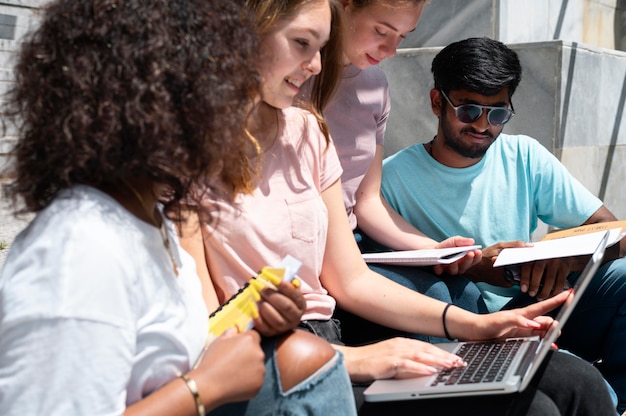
[440,89,515,127]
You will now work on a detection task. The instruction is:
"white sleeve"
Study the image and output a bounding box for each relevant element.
[0,210,139,415]
[0,317,133,416]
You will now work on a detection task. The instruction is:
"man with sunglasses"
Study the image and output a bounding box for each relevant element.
[379,37,626,412]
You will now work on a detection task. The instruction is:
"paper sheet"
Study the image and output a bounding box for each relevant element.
[493,229,624,267]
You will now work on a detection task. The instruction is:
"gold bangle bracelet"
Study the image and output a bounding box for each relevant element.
[181,374,206,416]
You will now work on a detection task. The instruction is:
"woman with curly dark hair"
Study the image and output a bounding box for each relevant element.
[0,0,356,415]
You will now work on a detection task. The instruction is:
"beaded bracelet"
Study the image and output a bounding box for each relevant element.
[442,303,454,340]
[181,374,206,416]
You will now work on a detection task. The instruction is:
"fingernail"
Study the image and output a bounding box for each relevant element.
[528,290,536,297]
[521,284,528,293]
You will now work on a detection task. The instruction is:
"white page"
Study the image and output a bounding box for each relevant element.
[493,229,624,267]
[362,245,481,266]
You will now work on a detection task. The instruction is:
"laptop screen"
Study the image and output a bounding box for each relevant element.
[518,229,610,390]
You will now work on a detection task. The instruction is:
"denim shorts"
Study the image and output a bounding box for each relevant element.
[298,319,345,346]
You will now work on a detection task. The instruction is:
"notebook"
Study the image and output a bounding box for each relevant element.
[363,230,610,402]
[362,245,481,266]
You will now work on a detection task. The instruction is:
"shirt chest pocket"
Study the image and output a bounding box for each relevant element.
[285,193,327,243]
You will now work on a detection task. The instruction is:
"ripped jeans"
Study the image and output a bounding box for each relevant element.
[208,335,356,416]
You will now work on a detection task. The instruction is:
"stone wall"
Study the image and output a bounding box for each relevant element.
[0,1,42,179]
[0,1,42,268]
[401,0,625,51]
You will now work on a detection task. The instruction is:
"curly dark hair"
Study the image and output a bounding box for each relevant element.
[2,0,260,217]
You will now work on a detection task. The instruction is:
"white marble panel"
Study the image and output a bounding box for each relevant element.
[403,0,621,51]
[401,0,495,48]
[561,145,626,219]
[558,43,626,148]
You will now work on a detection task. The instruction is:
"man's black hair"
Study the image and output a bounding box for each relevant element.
[432,37,522,98]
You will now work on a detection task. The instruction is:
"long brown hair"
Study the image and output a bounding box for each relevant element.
[246,0,344,145]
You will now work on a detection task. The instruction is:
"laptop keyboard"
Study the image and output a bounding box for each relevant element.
[432,339,524,386]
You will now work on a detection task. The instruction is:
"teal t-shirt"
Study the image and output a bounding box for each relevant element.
[381,134,602,311]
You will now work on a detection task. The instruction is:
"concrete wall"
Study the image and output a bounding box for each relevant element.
[0,0,41,179]
[402,0,625,50]
[0,1,41,267]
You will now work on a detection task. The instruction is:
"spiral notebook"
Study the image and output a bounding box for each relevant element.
[363,231,609,402]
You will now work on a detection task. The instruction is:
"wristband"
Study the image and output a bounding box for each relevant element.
[442,303,454,340]
[181,374,206,416]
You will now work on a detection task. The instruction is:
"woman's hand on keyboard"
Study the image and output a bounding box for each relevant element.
[334,337,466,383]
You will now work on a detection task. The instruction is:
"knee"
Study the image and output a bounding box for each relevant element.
[276,329,337,391]
[551,351,608,394]
[422,281,453,303]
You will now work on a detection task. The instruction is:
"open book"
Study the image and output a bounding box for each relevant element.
[493,221,626,267]
[361,245,481,267]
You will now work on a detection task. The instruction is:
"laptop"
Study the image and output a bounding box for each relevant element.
[363,230,610,402]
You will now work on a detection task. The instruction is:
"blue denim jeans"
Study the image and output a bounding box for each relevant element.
[208,335,356,416]
[504,258,626,413]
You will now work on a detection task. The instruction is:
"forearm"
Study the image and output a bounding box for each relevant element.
[354,196,438,251]
[581,205,625,258]
[330,266,478,340]
[126,375,219,416]
[323,180,481,340]
[331,344,369,382]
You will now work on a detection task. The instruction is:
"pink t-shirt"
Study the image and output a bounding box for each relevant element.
[204,107,343,321]
[324,65,390,229]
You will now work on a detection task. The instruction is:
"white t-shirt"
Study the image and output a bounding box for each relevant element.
[0,185,208,415]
